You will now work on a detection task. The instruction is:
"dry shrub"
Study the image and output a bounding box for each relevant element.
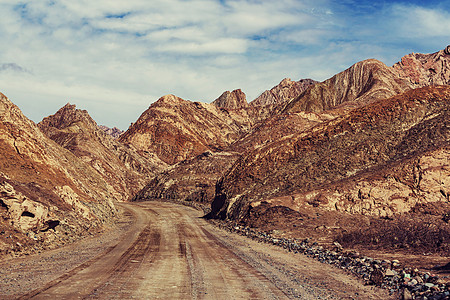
[336,215,450,254]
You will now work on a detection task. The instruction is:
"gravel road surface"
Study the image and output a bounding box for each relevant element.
[0,202,390,299]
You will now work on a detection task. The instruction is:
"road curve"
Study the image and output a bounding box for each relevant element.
[11,201,390,299]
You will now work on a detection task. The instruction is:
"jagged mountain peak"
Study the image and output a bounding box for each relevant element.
[212,89,248,109]
[157,94,187,104]
[393,45,450,87]
[98,125,124,139]
[251,77,318,107]
[283,58,414,114]
[39,102,97,132]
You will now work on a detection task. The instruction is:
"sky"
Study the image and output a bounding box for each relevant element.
[0,0,449,129]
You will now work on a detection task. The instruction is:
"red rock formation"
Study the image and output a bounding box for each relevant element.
[212,89,248,109]
[210,86,450,221]
[98,125,123,139]
[119,94,271,165]
[250,78,317,107]
[0,93,118,257]
[393,46,450,86]
[38,103,166,201]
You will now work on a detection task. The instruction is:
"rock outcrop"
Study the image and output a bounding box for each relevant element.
[98,125,124,139]
[284,59,414,114]
[285,46,450,115]
[119,94,272,165]
[133,151,241,205]
[209,86,450,221]
[393,46,450,87]
[251,78,317,107]
[212,89,248,109]
[0,93,117,257]
[38,104,166,200]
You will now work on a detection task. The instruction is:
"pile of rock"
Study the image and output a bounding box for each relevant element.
[213,221,450,300]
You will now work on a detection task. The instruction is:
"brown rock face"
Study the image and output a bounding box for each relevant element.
[284,47,450,116]
[284,59,414,114]
[38,103,166,201]
[445,45,450,55]
[228,111,334,153]
[0,93,117,257]
[393,47,450,86]
[133,151,241,204]
[119,94,270,165]
[98,125,123,139]
[210,86,450,220]
[212,89,248,109]
[250,78,317,107]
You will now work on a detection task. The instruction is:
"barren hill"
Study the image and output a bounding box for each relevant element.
[118,94,273,165]
[38,104,166,201]
[393,46,450,87]
[0,94,118,257]
[251,78,317,107]
[209,85,450,221]
[285,48,450,115]
[133,150,241,205]
[283,59,414,114]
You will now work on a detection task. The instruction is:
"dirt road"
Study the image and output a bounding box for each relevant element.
[0,202,390,299]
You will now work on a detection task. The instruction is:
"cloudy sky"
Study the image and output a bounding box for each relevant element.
[0,0,449,129]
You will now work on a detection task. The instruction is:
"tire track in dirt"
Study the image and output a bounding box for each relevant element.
[9,201,390,299]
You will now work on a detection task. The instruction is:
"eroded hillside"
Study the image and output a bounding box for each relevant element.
[210,86,450,221]
[38,103,166,201]
[0,94,117,257]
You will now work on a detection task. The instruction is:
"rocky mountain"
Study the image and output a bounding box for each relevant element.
[98,125,124,139]
[284,47,450,115]
[38,103,167,201]
[283,59,414,114]
[393,46,450,87]
[0,94,118,257]
[250,78,317,107]
[227,111,335,153]
[133,151,241,205]
[130,47,450,214]
[209,85,450,221]
[212,89,248,109]
[118,94,274,165]
[2,45,450,261]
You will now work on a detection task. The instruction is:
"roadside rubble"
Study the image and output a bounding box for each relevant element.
[212,220,450,300]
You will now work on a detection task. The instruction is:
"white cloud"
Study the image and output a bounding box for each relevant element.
[155,38,249,54]
[0,0,448,129]
[389,5,450,38]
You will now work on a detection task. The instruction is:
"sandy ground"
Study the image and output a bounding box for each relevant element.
[0,202,391,299]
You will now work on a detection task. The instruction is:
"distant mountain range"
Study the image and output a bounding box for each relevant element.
[1,45,449,257]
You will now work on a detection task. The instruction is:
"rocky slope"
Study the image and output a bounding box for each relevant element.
[393,46,450,87]
[98,125,124,139]
[251,78,317,107]
[209,85,450,221]
[283,59,414,114]
[228,111,335,153]
[118,94,273,165]
[133,151,241,205]
[212,89,248,109]
[38,104,166,201]
[284,46,450,115]
[0,94,118,257]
